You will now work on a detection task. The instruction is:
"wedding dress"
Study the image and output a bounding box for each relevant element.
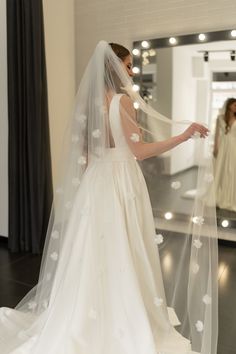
[214,114,236,211]
[0,41,218,354]
[0,93,193,354]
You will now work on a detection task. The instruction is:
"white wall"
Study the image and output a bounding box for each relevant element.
[0,0,77,237]
[75,0,236,84]
[0,0,8,237]
[156,48,173,119]
[171,45,197,174]
[43,0,76,186]
[144,49,172,145]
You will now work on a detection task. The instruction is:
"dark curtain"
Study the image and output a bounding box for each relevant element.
[7,0,53,254]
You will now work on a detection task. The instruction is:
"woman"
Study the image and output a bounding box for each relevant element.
[0,41,217,354]
[213,97,236,211]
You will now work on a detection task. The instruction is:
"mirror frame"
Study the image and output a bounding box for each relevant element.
[132,29,236,83]
[132,29,236,58]
[132,29,236,234]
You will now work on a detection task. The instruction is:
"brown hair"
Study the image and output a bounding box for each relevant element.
[105,43,130,93]
[224,97,236,134]
[109,43,130,61]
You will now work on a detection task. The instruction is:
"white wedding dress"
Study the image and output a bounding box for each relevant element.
[214,114,236,211]
[0,94,196,354]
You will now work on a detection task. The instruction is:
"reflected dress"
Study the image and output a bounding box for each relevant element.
[214,115,236,211]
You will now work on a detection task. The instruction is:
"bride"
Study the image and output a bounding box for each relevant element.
[0,41,218,354]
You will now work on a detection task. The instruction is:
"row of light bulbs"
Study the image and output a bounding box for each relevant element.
[132,32,234,229]
[162,212,230,228]
[132,30,236,56]
[131,29,236,89]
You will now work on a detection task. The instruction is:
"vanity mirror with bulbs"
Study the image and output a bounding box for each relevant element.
[132,29,236,241]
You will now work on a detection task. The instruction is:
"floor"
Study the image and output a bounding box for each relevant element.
[0,235,236,353]
[142,157,236,233]
[0,238,42,308]
[0,157,235,352]
[217,241,236,354]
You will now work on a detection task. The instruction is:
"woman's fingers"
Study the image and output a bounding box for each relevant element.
[189,123,209,139]
[183,123,210,141]
[193,123,209,138]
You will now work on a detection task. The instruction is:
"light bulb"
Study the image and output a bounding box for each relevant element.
[132,48,140,56]
[198,33,206,41]
[133,102,140,109]
[149,49,156,56]
[164,212,173,220]
[132,84,140,92]
[141,40,150,49]
[142,51,149,58]
[169,37,177,45]
[221,219,229,228]
[132,67,140,74]
[230,30,236,38]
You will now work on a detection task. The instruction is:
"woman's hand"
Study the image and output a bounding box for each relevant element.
[181,123,209,142]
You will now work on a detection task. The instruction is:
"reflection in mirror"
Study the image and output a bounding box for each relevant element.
[133,30,236,236]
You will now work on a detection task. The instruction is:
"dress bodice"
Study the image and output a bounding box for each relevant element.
[97,93,135,162]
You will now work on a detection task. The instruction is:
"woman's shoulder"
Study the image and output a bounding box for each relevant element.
[120,94,133,109]
[216,114,227,134]
[120,93,131,102]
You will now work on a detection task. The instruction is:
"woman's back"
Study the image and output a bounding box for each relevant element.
[107,94,129,149]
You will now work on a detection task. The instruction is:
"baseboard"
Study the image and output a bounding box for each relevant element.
[0,235,8,243]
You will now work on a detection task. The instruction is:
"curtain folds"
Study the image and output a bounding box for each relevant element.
[7,0,53,253]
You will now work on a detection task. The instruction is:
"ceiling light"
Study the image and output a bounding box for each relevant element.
[132,48,140,56]
[141,40,150,48]
[198,33,206,41]
[164,212,173,220]
[230,30,236,38]
[132,66,140,74]
[221,219,229,228]
[169,37,177,45]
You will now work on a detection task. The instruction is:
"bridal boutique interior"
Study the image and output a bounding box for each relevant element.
[133,31,236,238]
[1,0,236,353]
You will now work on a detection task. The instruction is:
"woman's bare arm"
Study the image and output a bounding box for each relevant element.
[120,95,209,161]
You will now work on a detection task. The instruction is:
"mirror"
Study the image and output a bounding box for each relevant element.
[132,30,236,238]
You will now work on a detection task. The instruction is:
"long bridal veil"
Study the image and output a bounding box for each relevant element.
[0,40,218,354]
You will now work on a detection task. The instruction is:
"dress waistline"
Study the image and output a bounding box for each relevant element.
[91,148,135,162]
